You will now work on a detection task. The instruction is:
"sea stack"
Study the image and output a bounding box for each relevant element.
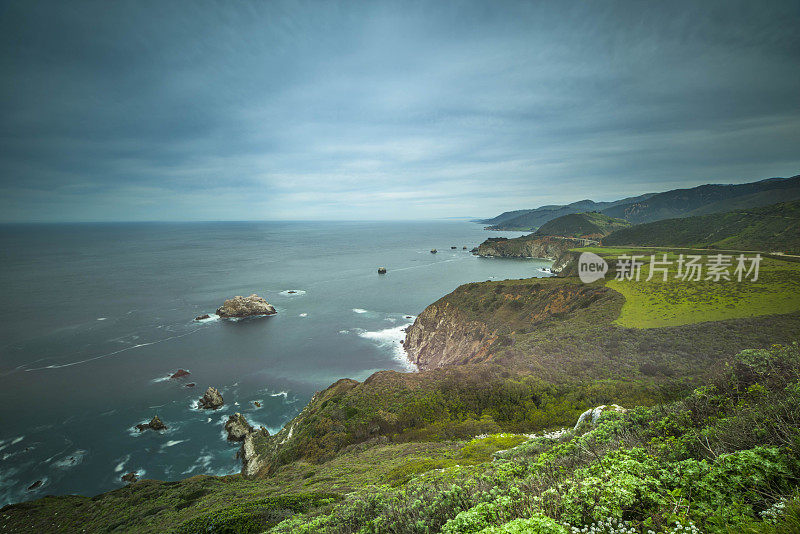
[198,387,224,409]
[216,294,276,318]
[225,413,254,441]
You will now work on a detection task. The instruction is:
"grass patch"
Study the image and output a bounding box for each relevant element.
[458,433,528,463]
[575,248,800,328]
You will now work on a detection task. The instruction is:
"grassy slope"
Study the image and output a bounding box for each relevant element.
[535,212,630,237]
[572,247,800,328]
[603,199,800,253]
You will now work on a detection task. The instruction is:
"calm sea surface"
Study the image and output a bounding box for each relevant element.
[0,221,550,505]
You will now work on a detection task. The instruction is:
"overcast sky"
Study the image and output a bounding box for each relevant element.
[1,0,799,222]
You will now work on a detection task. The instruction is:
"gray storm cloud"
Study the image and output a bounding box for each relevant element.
[1,0,798,221]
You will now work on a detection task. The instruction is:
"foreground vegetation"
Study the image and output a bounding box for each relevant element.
[270,343,800,533]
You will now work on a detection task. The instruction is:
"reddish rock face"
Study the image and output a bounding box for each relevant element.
[170,369,190,379]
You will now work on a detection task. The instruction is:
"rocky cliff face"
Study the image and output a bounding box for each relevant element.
[402,302,495,370]
[474,236,583,260]
[403,280,613,370]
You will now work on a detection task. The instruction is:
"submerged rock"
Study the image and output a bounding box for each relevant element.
[26,480,43,491]
[198,387,224,409]
[225,413,254,442]
[121,472,138,483]
[216,294,276,318]
[170,369,190,379]
[136,415,167,432]
[194,314,211,321]
[185,382,196,388]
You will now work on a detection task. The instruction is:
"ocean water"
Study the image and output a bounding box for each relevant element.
[0,221,551,505]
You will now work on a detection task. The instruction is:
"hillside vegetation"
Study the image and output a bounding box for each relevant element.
[601,175,800,224]
[603,200,800,254]
[483,195,652,231]
[535,212,630,238]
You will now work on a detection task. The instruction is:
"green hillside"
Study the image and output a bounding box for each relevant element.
[484,195,652,231]
[602,175,800,224]
[603,199,800,253]
[535,212,630,237]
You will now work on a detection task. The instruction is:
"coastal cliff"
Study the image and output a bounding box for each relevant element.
[474,235,582,261]
[403,279,615,370]
[402,301,494,370]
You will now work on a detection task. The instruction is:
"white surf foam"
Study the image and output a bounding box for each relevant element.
[270,391,288,399]
[352,308,367,314]
[52,450,87,469]
[97,317,107,321]
[160,440,187,451]
[357,323,417,372]
[299,313,308,317]
[114,454,130,473]
[195,314,220,323]
[280,290,306,296]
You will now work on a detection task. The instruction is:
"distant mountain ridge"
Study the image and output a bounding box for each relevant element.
[603,199,800,254]
[602,175,800,224]
[480,174,800,230]
[478,194,654,230]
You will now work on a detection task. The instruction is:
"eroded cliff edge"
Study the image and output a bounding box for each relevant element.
[402,280,613,370]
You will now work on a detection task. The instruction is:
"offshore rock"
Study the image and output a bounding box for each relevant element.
[225,413,254,442]
[136,415,167,432]
[170,369,190,379]
[198,387,224,410]
[216,294,276,318]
